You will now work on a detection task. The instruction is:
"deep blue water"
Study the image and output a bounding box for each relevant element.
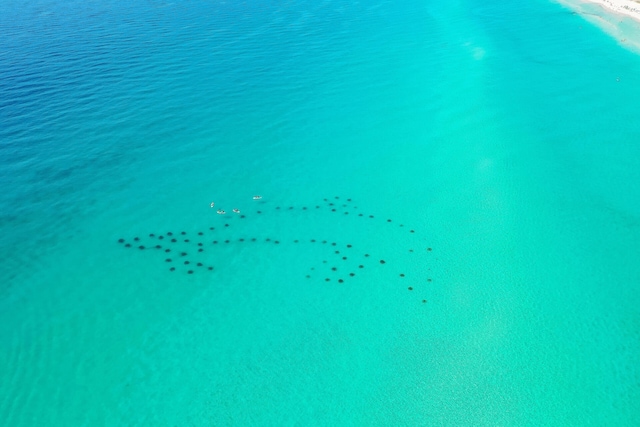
[1,0,640,424]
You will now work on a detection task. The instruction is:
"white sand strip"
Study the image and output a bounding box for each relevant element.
[583,0,640,22]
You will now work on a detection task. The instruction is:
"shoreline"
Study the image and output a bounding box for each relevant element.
[582,0,640,22]
[557,0,640,52]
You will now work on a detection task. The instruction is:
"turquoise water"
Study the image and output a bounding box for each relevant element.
[1,0,640,424]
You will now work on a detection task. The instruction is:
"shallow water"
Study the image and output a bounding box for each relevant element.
[1,0,640,425]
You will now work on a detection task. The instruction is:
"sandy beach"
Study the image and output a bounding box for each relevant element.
[584,0,640,21]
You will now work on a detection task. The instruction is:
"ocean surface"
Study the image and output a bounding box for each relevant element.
[1,0,640,425]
